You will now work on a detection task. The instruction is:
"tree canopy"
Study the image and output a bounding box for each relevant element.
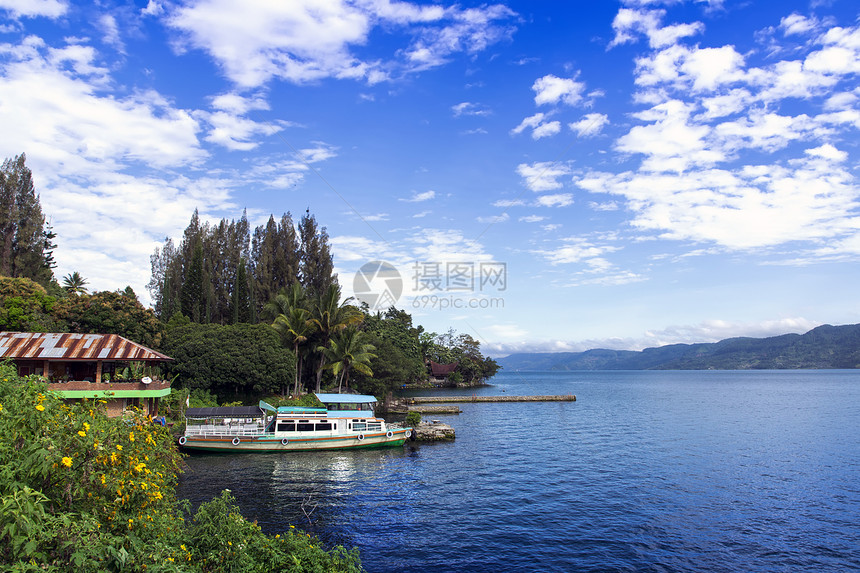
[0,154,56,288]
[160,321,296,402]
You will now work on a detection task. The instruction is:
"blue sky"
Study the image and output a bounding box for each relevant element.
[1,0,858,356]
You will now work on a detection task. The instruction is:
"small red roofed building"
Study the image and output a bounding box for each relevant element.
[429,360,459,385]
[0,331,173,417]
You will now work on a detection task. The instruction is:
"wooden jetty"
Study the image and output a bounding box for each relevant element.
[407,394,576,403]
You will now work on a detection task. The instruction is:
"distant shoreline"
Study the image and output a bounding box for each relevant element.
[497,323,860,371]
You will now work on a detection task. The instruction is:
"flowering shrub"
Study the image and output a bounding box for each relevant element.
[0,365,362,572]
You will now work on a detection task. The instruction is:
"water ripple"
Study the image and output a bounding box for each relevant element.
[178,370,860,572]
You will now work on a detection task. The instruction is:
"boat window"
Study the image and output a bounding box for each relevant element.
[296,423,315,432]
[353,423,366,431]
[277,423,295,432]
[316,423,332,431]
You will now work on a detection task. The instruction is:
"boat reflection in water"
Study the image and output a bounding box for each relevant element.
[179,446,421,549]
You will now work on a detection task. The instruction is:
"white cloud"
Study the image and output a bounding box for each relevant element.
[493,198,527,208]
[167,0,516,87]
[452,101,491,117]
[408,228,494,264]
[570,113,609,137]
[610,8,704,49]
[491,317,821,355]
[516,161,570,192]
[401,190,436,202]
[532,74,585,106]
[519,214,545,223]
[642,317,820,347]
[0,36,205,173]
[804,143,847,162]
[476,213,509,224]
[363,213,389,222]
[141,1,163,17]
[780,13,821,37]
[617,100,723,172]
[0,0,67,18]
[531,120,561,139]
[511,112,547,135]
[535,193,574,208]
[98,14,124,51]
[577,155,860,250]
[589,201,619,211]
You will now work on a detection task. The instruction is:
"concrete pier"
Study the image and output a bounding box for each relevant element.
[408,405,462,414]
[407,394,576,404]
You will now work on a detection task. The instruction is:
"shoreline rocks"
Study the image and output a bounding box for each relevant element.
[412,421,455,442]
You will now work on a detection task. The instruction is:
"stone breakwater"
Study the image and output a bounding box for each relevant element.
[408,405,462,414]
[413,421,455,442]
[407,394,576,403]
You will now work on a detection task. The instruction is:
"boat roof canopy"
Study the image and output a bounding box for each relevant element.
[315,393,378,403]
[185,406,262,419]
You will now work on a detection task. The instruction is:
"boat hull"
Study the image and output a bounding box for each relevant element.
[179,428,411,453]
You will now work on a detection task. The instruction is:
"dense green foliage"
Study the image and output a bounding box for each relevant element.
[498,324,860,370]
[351,308,426,395]
[0,276,164,348]
[0,276,65,332]
[0,367,362,572]
[160,322,296,402]
[56,289,163,348]
[425,330,500,384]
[0,154,56,288]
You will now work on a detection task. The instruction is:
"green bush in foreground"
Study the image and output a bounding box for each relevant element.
[0,365,362,572]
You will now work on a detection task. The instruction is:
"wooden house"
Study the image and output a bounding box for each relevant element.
[0,331,173,417]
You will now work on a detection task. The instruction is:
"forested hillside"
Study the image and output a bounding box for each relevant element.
[499,324,860,370]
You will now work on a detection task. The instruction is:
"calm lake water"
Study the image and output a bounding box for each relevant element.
[177,370,860,572]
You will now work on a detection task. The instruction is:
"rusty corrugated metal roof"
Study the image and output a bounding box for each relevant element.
[0,332,172,361]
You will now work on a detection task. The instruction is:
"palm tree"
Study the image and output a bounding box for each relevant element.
[62,271,89,295]
[266,283,314,397]
[273,306,314,397]
[324,327,376,393]
[309,284,362,392]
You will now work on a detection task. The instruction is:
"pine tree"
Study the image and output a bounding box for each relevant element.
[231,258,252,324]
[0,154,55,286]
[250,212,299,317]
[298,210,335,298]
[181,243,205,322]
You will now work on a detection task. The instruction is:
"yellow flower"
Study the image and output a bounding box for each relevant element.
[129,432,135,442]
[228,541,232,546]
[78,430,87,437]
[180,545,187,551]
[35,404,45,412]
[116,445,123,451]
[83,422,90,431]
[0,403,3,412]
[61,456,73,467]
[100,474,106,485]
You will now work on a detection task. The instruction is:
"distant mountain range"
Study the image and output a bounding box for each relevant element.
[498,324,860,370]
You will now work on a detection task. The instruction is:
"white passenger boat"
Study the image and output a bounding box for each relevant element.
[178,393,411,452]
